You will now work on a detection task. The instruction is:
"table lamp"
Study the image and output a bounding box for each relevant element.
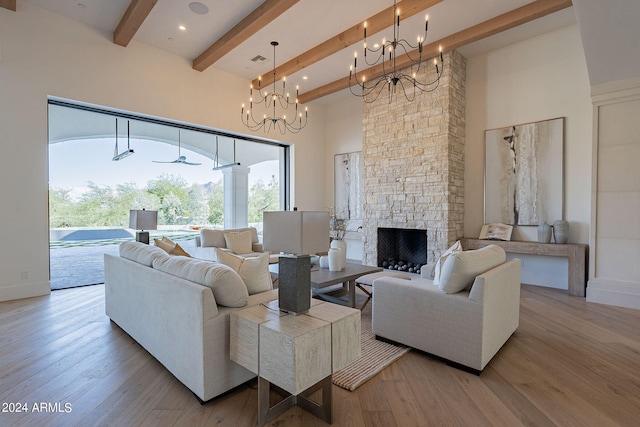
[263,211,330,314]
[129,209,158,244]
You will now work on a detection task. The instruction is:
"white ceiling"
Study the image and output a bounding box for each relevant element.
[21,0,580,104]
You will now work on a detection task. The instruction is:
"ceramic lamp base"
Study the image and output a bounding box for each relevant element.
[136,231,150,244]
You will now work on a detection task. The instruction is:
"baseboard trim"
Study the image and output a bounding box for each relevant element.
[0,281,50,302]
[586,278,640,310]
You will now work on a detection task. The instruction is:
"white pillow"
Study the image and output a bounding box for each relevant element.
[224,230,253,254]
[215,248,273,295]
[152,256,248,307]
[433,240,462,285]
[438,244,506,294]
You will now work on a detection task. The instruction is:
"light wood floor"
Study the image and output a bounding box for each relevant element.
[1,284,640,427]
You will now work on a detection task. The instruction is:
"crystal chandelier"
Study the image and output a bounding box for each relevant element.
[241,41,308,134]
[349,0,444,104]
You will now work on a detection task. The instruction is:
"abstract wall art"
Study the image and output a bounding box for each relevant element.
[334,151,363,223]
[484,117,564,226]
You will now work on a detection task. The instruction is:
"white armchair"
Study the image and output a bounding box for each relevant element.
[372,246,520,373]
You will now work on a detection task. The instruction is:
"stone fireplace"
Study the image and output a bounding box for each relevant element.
[362,51,466,265]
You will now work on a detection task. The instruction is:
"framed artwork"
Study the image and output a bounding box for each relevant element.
[479,223,513,241]
[334,151,362,223]
[484,117,564,226]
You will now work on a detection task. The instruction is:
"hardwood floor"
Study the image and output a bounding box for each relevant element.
[1,284,639,426]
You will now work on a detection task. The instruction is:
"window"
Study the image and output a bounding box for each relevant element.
[48,100,289,289]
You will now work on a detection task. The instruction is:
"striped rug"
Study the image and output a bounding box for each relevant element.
[332,325,410,391]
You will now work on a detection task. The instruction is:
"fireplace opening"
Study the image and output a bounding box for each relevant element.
[377,228,427,273]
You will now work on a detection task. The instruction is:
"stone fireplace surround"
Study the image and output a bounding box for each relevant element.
[361,51,466,266]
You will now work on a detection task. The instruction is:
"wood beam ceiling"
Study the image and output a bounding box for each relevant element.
[193,0,300,72]
[0,0,16,12]
[299,0,573,103]
[251,0,443,89]
[113,0,158,47]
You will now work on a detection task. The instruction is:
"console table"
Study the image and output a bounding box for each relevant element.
[461,239,588,297]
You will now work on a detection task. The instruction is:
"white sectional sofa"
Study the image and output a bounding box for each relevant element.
[104,241,277,401]
[372,245,521,372]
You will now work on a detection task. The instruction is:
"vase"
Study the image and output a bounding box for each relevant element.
[328,248,344,272]
[537,222,552,243]
[330,239,347,270]
[319,255,329,269]
[553,220,570,244]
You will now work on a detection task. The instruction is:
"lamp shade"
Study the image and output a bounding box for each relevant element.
[129,209,158,231]
[263,211,330,255]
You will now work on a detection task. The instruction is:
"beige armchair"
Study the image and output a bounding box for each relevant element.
[372,245,520,373]
[192,227,279,263]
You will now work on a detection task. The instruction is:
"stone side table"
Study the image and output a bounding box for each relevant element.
[230,299,360,426]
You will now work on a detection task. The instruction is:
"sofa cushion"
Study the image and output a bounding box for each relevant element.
[215,248,273,295]
[200,229,227,248]
[438,244,506,294]
[433,240,462,284]
[119,241,169,267]
[224,230,253,254]
[152,256,248,307]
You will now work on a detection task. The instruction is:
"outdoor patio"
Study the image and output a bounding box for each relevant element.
[50,231,198,290]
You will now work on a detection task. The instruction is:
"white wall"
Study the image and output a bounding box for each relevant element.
[323,93,364,260]
[464,24,592,289]
[0,2,326,301]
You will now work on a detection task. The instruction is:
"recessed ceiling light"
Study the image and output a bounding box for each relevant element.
[178,25,186,31]
[303,76,308,80]
[188,2,209,15]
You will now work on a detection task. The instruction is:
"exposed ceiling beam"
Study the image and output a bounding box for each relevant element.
[251,0,443,89]
[299,0,573,103]
[113,0,158,47]
[193,0,300,72]
[0,0,16,12]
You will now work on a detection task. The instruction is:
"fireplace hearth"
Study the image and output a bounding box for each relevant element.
[377,228,427,273]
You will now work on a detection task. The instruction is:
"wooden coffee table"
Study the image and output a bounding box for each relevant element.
[270,263,383,308]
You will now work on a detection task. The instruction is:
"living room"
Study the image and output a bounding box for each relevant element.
[1,0,640,425]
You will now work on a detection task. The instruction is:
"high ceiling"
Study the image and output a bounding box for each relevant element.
[12,0,580,104]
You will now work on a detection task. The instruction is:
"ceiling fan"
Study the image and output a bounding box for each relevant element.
[112,118,134,161]
[153,129,201,165]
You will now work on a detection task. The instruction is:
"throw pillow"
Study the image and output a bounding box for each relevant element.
[215,248,273,295]
[224,230,253,254]
[154,237,175,253]
[438,244,506,294]
[433,240,462,285]
[171,242,191,257]
[155,237,192,257]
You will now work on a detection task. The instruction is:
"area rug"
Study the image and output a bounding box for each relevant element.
[332,325,410,391]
